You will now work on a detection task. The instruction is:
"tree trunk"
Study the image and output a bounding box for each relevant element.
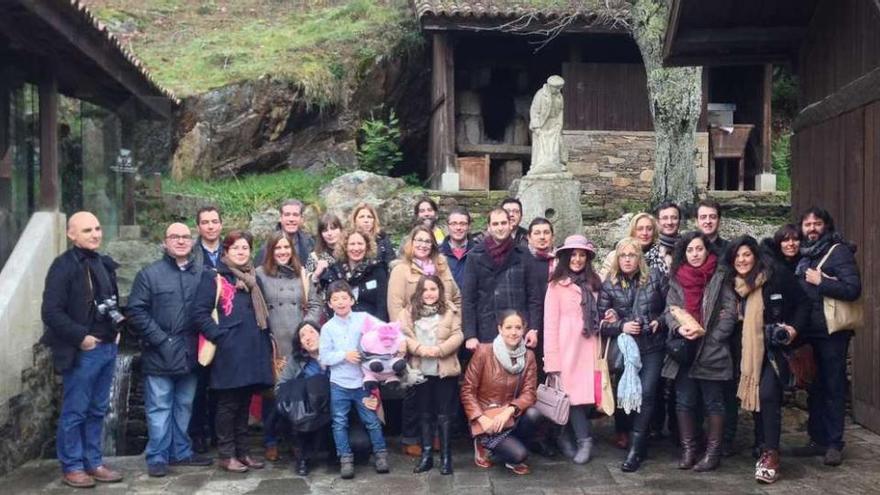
[630,0,703,210]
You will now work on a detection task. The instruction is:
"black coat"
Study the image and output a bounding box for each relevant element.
[319,259,389,321]
[40,247,119,373]
[663,268,737,381]
[796,237,862,338]
[597,268,668,354]
[192,263,274,390]
[127,253,203,376]
[375,232,396,269]
[526,254,552,333]
[460,243,540,343]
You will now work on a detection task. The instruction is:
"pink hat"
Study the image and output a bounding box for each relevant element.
[554,234,597,259]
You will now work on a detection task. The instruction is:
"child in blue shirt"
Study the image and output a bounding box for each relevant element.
[319,280,389,479]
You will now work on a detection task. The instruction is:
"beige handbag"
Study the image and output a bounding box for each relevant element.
[817,244,864,333]
[596,336,616,416]
[197,274,223,366]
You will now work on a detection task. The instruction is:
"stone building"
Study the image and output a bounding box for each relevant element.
[413,0,775,207]
[0,0,176,474]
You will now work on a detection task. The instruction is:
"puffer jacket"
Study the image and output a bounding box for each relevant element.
[319,258,389,321]
[460,344,537,421]
[597,268,668,354]
[398,308,463,378]
[461,243,540,343]
[127,253,203,376]
[662,268,737,381]
[795,235,861,338]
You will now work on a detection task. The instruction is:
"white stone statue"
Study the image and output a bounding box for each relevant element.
[528,75,566,175]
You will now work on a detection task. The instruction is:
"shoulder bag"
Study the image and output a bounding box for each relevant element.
[535,373,570,425]
[197,274,223,366]
[817,244,864,333]
[595,335,616,416]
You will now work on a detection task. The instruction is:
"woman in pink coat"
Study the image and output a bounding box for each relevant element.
[543,235,602,465]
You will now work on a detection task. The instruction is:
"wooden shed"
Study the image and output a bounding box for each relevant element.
[665,0,880,432]
[414,0,771,199]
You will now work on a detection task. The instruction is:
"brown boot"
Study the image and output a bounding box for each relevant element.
[62,471,96,488]
[264,445,279,462]
[86,465,123,483]
[219,457,248,473]
[238,456,265,469]
[756,449,780,484]
[694,414,724,472]
[676,412,699,470]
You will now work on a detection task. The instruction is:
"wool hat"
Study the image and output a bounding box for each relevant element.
[554,234,597,259]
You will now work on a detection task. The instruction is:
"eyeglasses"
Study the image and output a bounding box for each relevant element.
[166,234,193,242]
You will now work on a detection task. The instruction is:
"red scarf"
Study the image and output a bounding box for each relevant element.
[675,253,717,325]
[483,235,514,267]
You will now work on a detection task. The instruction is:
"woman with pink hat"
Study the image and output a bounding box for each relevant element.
[543,234,603,464]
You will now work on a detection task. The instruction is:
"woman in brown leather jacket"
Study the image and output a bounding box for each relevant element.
[460,310,539,475]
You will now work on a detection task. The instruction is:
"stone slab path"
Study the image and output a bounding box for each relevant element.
[5,416,880,495]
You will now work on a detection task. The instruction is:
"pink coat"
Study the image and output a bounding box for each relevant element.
[543,279,599,406]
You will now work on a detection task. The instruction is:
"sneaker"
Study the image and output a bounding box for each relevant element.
[504,462,531,475]
[340,455,355,480]
[374,451,390,474]
[473,439,493,468]
[147,463,168,478]
[170,454,213,466]
[823,447,842,466]
[755,450,780,484]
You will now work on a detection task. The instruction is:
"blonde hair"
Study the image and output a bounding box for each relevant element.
[607,237,649,287]
[628,212,659,246]
[349,203,382,238]
[334,230,377,263]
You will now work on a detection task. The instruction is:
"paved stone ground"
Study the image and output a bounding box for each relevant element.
[5,413,880,495]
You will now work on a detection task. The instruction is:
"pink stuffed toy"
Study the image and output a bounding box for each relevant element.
[358,319,406,390]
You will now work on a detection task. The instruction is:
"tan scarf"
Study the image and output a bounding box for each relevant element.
[221,255,270,330]
[734,272,766,412]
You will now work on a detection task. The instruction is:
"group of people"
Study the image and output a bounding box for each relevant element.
[40,195,861,488]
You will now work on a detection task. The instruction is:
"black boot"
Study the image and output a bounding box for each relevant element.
[694,414,725,472]
[413,414,434,473]
[621,431,647,472]
[676,412,699,470]
[438,414,453,475]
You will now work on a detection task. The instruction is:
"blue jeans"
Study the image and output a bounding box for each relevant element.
[330,383,386,457]
[57,342,118,473]
[144,373,198,465]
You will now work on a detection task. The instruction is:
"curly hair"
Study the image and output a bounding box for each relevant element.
[334,230,376,263]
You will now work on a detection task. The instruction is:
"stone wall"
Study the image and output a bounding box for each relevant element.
[0,211,67,475]
[565,130,709,206]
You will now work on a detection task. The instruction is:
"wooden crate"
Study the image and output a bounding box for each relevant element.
[458,154,490,190]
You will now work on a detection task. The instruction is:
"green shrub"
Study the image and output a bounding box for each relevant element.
[772,132,792,192]
[357,111,403,176]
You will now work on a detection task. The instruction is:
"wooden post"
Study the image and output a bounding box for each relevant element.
[428,33,456,188]
[38,76,59,210]
[761,63,773,173]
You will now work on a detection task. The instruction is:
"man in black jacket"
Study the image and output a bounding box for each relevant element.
[255,199,314,266]
[461,208,541,351]
[40,212,123,488]
[127,222,212,477]
[792,207,862,466]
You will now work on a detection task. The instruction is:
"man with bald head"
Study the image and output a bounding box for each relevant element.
[128,222,211,477]
[41,211,124,488]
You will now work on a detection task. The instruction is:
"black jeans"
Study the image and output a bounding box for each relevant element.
[612,351,664,435]
[723,325,743,444]
[675,369,726,415]
[806,332,851,450]
[188,364,215,441]
[401,386,419,445]
[754,357,784,450]
[215,386,257,459]
[489,408,541,465]
[414,376,458,418]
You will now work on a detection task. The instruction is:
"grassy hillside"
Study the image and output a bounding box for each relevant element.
[84,0,419,104]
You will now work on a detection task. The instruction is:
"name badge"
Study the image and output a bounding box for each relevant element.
[770,293,782,301]
[365,280,377,290]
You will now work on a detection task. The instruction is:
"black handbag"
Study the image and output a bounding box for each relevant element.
[276,373,331,433]
[665,335,696,366]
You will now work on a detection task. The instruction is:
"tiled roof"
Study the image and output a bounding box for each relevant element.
[413,0,607,22]
[67,0,180,106]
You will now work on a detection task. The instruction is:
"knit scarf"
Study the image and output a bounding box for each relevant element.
[417,303,440,318]
[492,334,526,374]
[414,258,436,276]
[483,235,514,267]
[221,256,270,330]
[675,253,718,325]
[529,245,553,260]
[796,231,845,276]
[735,272,767,412]
[569,271,599,336]
[341,257,380,282]
[659,232,680,250]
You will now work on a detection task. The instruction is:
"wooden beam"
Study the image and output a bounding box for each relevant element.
[428,33,452,187]
[664,52,793,68]
[662,0,685,63]
[421,17,626,35]
[761,63,773,173]
[38,75,59,210]
[19,0,174,119]
[675,27,807,48]
[793,65,880,132]
[444,34,455,176]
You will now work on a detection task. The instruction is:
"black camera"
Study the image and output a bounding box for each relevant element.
[633,316,651,330]
[764,323,790,347]
[96,296,126,325]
